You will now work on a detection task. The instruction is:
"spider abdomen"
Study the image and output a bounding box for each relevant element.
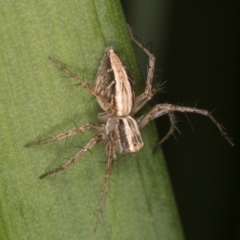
[95,47,135,116]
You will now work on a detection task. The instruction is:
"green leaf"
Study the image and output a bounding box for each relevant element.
[0,1,184,239]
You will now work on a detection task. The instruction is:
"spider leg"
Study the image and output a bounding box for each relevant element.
[137,108,176,151]
[48,57,116,113]
[139,103,234,146]
[94,132,116,232]
[39,134,104,179]
[152,111,177,153]
[128,26,157,114]
[25,123,103,147]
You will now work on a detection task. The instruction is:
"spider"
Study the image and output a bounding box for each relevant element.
[25,26,233,232]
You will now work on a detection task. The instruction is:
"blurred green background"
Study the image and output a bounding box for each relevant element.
[0,1,184,239]
[122,0,239,239]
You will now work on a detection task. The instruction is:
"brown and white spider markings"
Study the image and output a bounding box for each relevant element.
[25,26,233,232]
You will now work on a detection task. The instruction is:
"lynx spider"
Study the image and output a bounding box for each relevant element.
[25,26,233,231]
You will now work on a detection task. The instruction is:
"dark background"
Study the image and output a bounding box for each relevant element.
[122,1,239,239]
